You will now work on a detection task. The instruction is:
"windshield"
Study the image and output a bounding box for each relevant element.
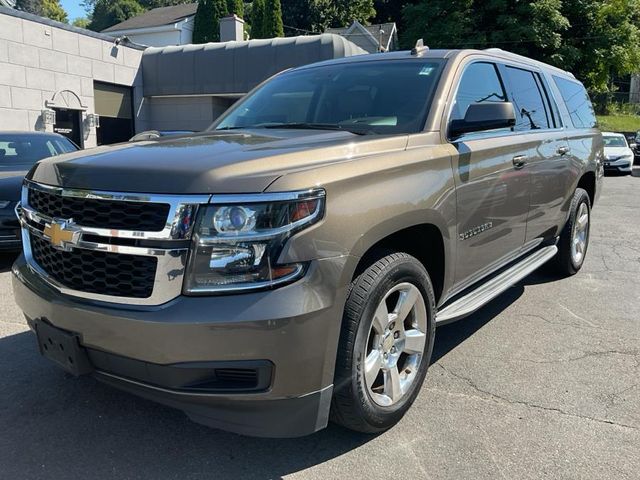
[213,59,444,135]
[0,134,77,169]
[603,135,627,147]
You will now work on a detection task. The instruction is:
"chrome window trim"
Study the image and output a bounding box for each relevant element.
[443,58,565,144]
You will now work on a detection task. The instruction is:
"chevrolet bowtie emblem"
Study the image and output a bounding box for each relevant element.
[43,219,80,251]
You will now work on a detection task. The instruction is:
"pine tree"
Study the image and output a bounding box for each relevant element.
[43,0,68,23]
[193,0,228,43]
[15,0,42,16]
[263,0,283,38]
[251,0,265,38]
[88,0,144,32]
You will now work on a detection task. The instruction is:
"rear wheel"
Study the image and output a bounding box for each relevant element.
[331,252,436,433]
[552,188,591,276]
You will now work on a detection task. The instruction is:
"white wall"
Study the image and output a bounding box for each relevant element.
[126,30,182,48]
[0,12,143,148]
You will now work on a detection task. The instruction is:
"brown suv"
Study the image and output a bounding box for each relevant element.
[12,46,603,437]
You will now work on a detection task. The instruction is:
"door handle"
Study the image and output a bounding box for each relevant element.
[557,146,571,156]
[512,155,528,169]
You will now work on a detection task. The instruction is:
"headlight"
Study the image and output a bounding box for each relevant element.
[0,201,11,209]
[184,189,325,294]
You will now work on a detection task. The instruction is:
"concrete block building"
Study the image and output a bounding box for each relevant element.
[0,7,367,148]
[0,7,144,148]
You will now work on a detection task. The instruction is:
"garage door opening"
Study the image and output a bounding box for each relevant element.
[94,82,135,145]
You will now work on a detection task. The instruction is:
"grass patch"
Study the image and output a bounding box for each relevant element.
[597,115,640,133]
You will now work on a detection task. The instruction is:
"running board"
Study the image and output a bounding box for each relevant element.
[436,245,558,325]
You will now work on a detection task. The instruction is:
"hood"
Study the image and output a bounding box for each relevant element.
[29,130,408,194]
[0,171,27,202]
[604,146,633,158]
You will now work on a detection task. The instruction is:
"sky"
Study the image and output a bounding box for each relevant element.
[60,0,86,21]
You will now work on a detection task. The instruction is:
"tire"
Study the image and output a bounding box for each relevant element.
[331,252,436,433]
[552,187,591,276]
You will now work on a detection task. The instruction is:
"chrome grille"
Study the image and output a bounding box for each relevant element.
[19,181,211,305]
[31,235,157,298]
[28,187,170,231]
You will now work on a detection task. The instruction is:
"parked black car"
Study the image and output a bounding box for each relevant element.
[0,132,78,251]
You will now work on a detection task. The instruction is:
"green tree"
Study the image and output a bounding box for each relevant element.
[401,0,474,49]
[72,17,91,29]
[43,0,68,23]
[561,0,640,95]
[88,0,145,31]
[193,0,228,43]
[15,0,43,16]
[281,0,376,34]
[401,0,568,63]
[251,0,266,38]
[263,0,284,37]
[227,0,244,17]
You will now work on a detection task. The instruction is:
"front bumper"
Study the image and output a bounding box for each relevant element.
[12,254,352,437]
[604,159,633,173]
[0,210,20,250]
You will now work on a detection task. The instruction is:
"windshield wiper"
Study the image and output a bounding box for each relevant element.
[260,123,370,136]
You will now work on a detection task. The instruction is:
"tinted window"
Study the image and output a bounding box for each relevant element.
[504,67,550,131]
[215,60,444,135]
[451,62,506,122]
[0,135,77,169]
[553,76,597,128]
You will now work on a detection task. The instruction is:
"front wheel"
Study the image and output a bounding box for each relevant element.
[331,252,436,433]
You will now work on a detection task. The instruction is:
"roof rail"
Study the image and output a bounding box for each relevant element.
[484,48,575,78]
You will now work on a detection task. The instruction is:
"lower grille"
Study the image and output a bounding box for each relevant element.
[30,236,157,298]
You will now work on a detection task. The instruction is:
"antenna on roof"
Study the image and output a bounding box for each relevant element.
[411,39,429,56]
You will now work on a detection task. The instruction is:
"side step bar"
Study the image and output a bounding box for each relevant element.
[436,245,558,325]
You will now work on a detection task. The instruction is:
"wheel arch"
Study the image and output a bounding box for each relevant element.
[349,214,451,304]
[577,170,596,206]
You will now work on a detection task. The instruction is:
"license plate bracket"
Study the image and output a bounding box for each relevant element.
[35,319,93,376]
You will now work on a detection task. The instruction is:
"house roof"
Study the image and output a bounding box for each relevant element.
[326,21,397,51]
[102,3,197,33]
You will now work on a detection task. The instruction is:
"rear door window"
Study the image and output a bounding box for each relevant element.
[503,66,551,131]
[552,76,597,128]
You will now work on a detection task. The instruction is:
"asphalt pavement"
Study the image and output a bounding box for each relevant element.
[0,171,638,480]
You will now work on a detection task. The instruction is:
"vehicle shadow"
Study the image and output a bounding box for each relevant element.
[0,252,18,273]
[0,270,551,480]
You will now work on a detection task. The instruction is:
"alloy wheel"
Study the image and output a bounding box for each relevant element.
[364,283,428,407]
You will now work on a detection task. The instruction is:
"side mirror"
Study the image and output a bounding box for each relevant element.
[630,143,637,150]
[449,102,516,138]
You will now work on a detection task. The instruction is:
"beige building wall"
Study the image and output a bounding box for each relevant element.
[0,10,143,148]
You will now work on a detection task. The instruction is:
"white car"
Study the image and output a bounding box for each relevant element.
[602,132,634,174]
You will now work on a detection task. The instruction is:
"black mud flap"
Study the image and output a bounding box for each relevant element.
[35,319,93,376]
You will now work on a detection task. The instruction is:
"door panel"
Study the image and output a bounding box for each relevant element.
[453,136,530,287]
[524,132,572,241]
